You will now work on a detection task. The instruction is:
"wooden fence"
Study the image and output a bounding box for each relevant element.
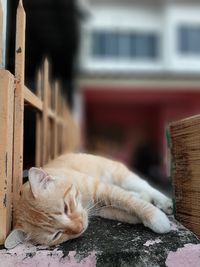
[0,0,79,244]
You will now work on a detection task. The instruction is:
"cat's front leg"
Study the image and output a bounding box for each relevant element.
[97,207,141,224]
[95,183,170,234]
[119,172,173,215]
[149,189,173,215]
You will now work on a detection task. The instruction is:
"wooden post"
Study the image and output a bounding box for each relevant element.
[62,101,67,152]
[0,0,3,66]
[57,84,61,154]
[53,82,58,157]
[49,83,53,161]
[64,102,70,152]
[42,58,49,165]
[60,97,63,153]
[0,70,14,244]
[35,69,42,167]
[62,98,66,153]
[13,0,26,217]
[48,117,52,162]
[58,85,64,154]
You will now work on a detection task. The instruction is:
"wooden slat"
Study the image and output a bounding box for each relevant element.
[35,70,42,167]
[48,82,53,161]
[0,0,3,66]
[24,86,43,111]
[53,82,59,157]
[61,98,65,153]
[49,84,51,110]
[42,58,49,165]
[48,119,53,161]
[58,83,62,116]
[58,124,62,154]
[13,0,26,217]
[0,70,14,244]
[57,117,66,125]
[63,102,68,152]
[57,85,63,154]
[48,108,56,119]
[35,113,42,167]
[36,69,42,99]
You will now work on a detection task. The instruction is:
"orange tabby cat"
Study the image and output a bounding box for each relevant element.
[5,153,172,248]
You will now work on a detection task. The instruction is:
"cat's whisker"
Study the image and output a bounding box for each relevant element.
[86,200,103,212]
[87,204,104,217]
[86,199,98,210]
[87,204,116,218]
[85,199,93,208]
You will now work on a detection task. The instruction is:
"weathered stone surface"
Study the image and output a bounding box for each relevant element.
[60,216,200,267]
[0,216,199,267]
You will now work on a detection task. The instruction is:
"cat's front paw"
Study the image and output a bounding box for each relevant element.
[153,196,173,215]
[144,208,171,234]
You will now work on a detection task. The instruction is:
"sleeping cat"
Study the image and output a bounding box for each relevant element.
[5,153,172,248]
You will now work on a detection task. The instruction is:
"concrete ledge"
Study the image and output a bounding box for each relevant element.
[0,217,199,267]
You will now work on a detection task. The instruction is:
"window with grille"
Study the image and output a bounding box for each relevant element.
[178,25,200,55]
[91,30,159,60]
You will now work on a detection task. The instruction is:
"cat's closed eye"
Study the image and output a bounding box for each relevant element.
[53,231,62,241]
[64,203,68,214]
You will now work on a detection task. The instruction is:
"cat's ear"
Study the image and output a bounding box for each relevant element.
[64,184,76,199]
[65,184,81,202]
[29,167,55,198]
[4,229,26,249]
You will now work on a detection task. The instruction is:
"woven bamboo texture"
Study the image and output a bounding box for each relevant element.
[170,115,200,238]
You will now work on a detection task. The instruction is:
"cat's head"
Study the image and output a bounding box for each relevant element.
[5,168,88,248]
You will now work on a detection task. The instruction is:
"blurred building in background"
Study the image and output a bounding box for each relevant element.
[2,0,200,185]
[78,0,200,183]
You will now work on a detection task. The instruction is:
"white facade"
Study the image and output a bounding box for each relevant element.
[164,3,200,72]
[79,0,200,74]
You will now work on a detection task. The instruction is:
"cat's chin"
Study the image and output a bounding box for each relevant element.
[62,227,88,244]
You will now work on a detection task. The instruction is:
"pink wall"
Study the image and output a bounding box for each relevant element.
[83,87,200,174]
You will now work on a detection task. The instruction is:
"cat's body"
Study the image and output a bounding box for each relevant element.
[5,153,172,248]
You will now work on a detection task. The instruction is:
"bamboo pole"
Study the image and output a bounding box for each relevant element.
[13,0,26,218]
